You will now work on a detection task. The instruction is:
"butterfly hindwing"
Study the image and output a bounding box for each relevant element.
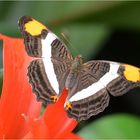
[28,59,58,105]
[65,60,140,121]
[19,16,73,105]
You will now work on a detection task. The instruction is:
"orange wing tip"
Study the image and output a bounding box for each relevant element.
[123,64,140,82]
[19,16,48,36]
[64,101,72,110]
[50,95,59,103]
[25,19,47,36]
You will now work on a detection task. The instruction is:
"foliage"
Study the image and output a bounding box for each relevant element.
[0,1,140,139]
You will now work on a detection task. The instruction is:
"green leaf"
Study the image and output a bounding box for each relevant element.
[55,24,110,60]
[77,114,140,139]
[0,1,123,35]
[1,1,140,35]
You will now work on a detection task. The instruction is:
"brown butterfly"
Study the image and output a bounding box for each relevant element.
[18,16,140,122]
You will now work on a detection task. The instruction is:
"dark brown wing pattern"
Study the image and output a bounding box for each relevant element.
[51,38,73,92]
[19,16,73,105]
[28,59,57,105]
[65,61,110,121]
[65,60,140,121]
[18,16,48,57]
[84,61,140,97]
[27,38,73,105]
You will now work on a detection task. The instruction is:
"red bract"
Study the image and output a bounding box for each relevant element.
[0,34,81,139]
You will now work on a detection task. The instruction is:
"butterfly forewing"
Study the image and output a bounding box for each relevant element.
[50,38,73,92]
[18,16,48,57]
[19,16,73,105]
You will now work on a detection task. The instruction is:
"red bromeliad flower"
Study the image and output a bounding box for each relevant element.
[0,34,81,139]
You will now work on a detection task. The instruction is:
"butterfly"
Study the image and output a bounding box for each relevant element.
[18,16,140,122]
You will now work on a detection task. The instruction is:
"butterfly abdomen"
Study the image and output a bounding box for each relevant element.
[65,56,83,90]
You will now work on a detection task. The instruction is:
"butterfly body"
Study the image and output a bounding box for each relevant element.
[65,55,83,90]
[19,16,140,122]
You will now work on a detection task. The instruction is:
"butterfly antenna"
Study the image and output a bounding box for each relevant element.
[60,31,80,57]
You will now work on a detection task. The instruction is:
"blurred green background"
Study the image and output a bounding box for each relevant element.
[1,1,140,139]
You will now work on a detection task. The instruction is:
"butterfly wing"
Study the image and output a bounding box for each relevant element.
[18,16,47,57]
[65,60,140,121]
[19,16,73,105]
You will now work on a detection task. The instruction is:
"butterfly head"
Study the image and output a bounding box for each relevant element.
[73,55,83,67]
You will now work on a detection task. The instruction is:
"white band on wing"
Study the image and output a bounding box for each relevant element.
[41,32,59,94]
[69,63,120,102]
